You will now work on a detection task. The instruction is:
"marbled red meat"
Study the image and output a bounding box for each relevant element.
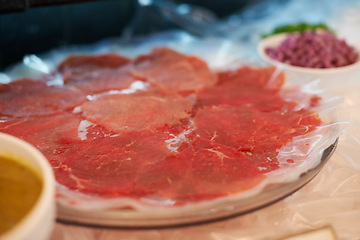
[0,79,86,117]
[58,54,131,72]
[59,54,135,94]
[53,130,172,195]
[192,105,320,173]
[134,138,265,203]
[197,67,286,111]
[0,113,81,166]
[80,90,193,132]
[0,48,324,207]
[132,48,217,93]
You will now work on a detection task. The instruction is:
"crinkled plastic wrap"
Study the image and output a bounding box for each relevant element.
[1,31,345,222]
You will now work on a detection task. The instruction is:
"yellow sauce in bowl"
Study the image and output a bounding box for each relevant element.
[0,155,42,234]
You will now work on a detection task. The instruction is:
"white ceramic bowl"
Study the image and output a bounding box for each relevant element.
[257,33,360,93]
[0,133,56,240]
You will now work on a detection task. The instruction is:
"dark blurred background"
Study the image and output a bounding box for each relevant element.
[0,0,255,70]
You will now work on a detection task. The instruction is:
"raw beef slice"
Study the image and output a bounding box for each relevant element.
[132,48,217,92]
[0,78,86,117]
[80,90,194,132]
[58,54,135,94]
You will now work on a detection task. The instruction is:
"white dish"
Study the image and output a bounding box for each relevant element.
[0,133,56,240]
[257,33,360,93]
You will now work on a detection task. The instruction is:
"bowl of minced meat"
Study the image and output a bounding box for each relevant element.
[258,31,360,89]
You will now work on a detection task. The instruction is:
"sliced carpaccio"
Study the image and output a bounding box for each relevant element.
[58,54,134,95]
[0,47,324,208]
[58,54,131,73]
[0,113,81,165]
[80,90,193,132]
[196,67,286,111]
[132,48,217,93]
[191,105,321,173]
[58,48,217,95]
[53,130,173,196]
[0,78,86,117]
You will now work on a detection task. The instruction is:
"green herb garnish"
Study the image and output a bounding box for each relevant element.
[262,23,333,38]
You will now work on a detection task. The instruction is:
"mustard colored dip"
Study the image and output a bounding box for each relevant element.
[0,155,42,234]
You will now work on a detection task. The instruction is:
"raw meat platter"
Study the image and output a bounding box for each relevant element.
[0,33,343,227]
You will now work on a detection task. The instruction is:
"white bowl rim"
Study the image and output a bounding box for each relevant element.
[0,132,55,239]
[257,32,360,74]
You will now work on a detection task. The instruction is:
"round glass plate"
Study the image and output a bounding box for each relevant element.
[56,139,337,228]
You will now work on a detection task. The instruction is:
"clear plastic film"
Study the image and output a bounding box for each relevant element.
[0,30,349,229]
[1,1,360,240]
[51,58,345,212]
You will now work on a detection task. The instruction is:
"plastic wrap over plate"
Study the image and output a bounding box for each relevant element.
[1,32,343,228]
[56,139,337,228]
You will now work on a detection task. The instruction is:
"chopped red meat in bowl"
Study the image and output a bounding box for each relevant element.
[265,31,358,68]
[258,31,360,92]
